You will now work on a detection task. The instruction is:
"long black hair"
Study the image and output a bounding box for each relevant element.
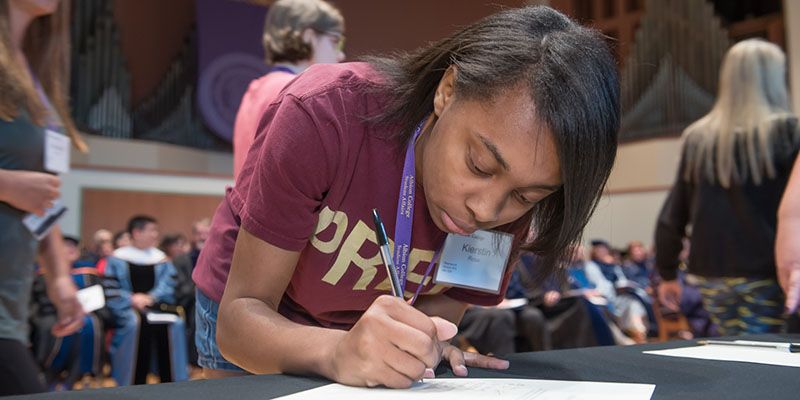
[367,6,620,279]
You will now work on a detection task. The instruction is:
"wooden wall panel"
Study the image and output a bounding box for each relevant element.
[80,188,223,245]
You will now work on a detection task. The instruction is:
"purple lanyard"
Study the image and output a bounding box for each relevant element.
[394,120,442,304]
[268,66,296,75]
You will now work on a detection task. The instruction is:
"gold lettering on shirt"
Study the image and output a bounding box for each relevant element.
[309,206,348,254]
[321,219,384,290]
[314,208,446,294]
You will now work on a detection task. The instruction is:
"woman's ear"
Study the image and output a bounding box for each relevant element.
[433,66,457,117]
[302,28,316,48]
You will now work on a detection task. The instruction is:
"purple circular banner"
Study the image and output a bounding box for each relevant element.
[197,52,269,142]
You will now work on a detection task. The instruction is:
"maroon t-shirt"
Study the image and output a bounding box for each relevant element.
[193,62,512,330]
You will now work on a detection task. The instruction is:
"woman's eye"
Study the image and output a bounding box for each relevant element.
[469,158,491,177]
[514,191,533,205]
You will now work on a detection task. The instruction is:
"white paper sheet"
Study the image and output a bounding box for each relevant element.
[492,298,529,310]
[644,344,800,368]
[146,312,179,324]
[76,284,105,313]
[274,378,655,400]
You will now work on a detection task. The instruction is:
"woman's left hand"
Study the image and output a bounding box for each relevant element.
[47,276,85,337]
[439,342,510,377]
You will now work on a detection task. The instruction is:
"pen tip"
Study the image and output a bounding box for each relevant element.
[371,208,382,226]
[371,209,388,246]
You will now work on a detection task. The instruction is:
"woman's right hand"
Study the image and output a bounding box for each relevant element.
[328,295,457,388]
[657,279,682,311]
[0,170,60,216]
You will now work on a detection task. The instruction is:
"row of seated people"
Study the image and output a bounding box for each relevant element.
[455,240,716,355]
[28,216,196,389]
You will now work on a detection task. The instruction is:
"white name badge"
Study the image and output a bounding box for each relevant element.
[22,198,68,240]
[433,229,513,294]
[44,129,70,174]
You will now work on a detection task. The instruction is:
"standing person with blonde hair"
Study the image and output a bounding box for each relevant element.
[0,0,87,395]
[232,0,345,180]
[656,39,800,336]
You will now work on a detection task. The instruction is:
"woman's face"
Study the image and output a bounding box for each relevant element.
[417,68,561,235]
[309,29,345,64]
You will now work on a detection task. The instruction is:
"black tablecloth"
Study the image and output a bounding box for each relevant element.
[12,334,800,399]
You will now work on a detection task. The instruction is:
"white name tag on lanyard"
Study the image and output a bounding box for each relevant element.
[433,230,513,294]
[44,129,70,174]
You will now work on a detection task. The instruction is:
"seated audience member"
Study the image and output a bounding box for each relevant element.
[622,241,654,290]
[564,246,634,345]
[29,236,107,389]
[113,230,131,249]
[517,251,604,349]
[456,257,548,356]
[89,229,114,275]
[85,229,114,264]
[456,304,518,356]
[457,250,604,354]
[590,240,629,284]
[160,233,189,261]
[590,240,653,342]
[105,215,187,385]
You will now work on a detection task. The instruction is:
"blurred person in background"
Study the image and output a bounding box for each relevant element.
[0,0,87,394]
[105,215,184,385]
[622,241,654,290]
[160,233,189,261]
[113,230,131,249]
[590,240,651,342]
[88,228,113,274]
[656,39,799,336]
[233,0,345,179]
[30,236,109,389]
[87,229,113,262]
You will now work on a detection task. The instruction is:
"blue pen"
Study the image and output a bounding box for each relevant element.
[373,209,430,382]
[371,209,404,298]
[699,339,800,353]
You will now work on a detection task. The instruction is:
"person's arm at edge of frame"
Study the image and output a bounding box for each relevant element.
[776,154,800,314]
[38,225,85,336]
[654,160,691,311]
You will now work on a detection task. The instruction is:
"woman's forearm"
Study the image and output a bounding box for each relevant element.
[0,169,12,204]
[217,295,345,378]
[37,225,70,282]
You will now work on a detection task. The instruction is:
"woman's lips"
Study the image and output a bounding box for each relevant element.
[441,210,475,236]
